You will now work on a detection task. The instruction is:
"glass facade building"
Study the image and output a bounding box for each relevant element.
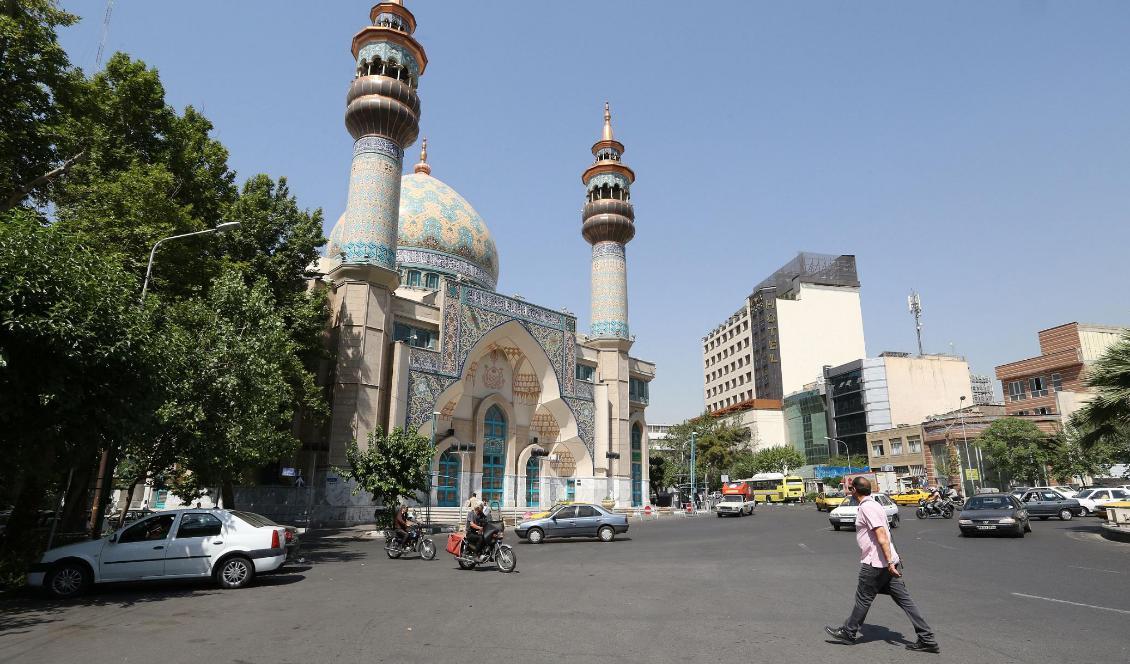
[784,388,830,465]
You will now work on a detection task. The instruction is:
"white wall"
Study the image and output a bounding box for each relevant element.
[884,356,973,426]
[776,284,866,396]
[1079,327,1126,364]
[739,408,787,452]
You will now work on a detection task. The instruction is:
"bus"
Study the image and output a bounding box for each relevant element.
[740,473,806,503]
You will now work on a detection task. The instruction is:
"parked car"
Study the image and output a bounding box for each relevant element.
[101,509,156,535]
[1047,486,1078,498]
[891,488,933,506]
[1073,488,1130,517]
[815,491,846,512]
[1009,487,1032,501]
[27,509,289,599]
[828,494,899,531]
[515,503,628,544]
[958,494,1031,537]
[1019,490,1082,520]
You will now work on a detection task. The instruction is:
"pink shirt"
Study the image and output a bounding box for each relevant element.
[855,496,899,568]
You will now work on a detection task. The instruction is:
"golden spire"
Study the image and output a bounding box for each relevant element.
[602,101,614,141]
[413,137,431,175]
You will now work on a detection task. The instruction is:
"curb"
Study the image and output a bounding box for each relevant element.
[1100,524,1130,544]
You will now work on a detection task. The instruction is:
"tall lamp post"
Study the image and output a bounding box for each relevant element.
[958,396,977,496]
[140,222,241,302]
[530,443,549,509]
[689,431,697,511]
[824,436,856,468]
[450,443,476,523]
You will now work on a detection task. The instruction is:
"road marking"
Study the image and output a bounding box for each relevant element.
[1011,593,1130,615]
[1068,565,1124,574]
[798,543,814,554]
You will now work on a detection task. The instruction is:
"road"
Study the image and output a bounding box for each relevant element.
[1,505,1128,663]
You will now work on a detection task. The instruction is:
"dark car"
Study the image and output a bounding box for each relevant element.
[515,503,629,544]
[958,494,1031,537]
[1020,490,1082,521]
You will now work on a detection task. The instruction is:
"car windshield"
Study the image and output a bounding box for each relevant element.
[841,496,860,507]
[1074,489,1095,499]
[965,496,1013,510]
[721,495,744,502]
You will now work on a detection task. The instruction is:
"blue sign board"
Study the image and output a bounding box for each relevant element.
[814,465,870,479]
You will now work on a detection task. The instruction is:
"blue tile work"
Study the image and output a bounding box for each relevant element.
[590,241,629,338]
[397,248,495,290]
[406,371,458,430]
[563,397,596,458]
[586,172,631,192]
[398,173,499,286]
[356,41,420,79]
[337,139,403,269]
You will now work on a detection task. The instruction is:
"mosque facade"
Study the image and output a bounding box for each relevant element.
[308,2,654,516]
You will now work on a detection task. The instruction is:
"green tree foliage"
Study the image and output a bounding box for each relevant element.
[1047,426,1117,483]
[750,446,806,475]
[1071,331,1130,470]
[976,418,1054,485]
[336,427,435,526]
[658,414,751,489]
[0,0,82,209]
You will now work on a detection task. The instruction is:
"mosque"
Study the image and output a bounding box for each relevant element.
[307,1,655,518]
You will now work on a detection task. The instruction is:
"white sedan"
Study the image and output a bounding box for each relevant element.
[28,509,289,598]
[829,494,900,531]
[1074,488,1130,517]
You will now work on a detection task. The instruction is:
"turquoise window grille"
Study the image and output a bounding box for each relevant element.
[631,424,643,507]
[525,456,540,507]
[437,451,460,507]
[483,405,506,505]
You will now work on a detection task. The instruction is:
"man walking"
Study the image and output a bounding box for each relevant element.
[825,476,939,654]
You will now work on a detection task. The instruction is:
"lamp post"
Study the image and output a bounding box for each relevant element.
[824,436,856,468]
[689,431,697,512]
[140,222,241,302]
[530,443,549,509]
[605,451,621,506]
[427,411,439,529]
[958,396,977,496]
[450,443,476,523]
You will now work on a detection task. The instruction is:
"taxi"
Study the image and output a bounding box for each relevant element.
[815,491,846,512]
[891,488,933,506]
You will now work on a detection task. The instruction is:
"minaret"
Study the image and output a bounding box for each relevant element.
[336,0,427,278]
[326,2,427,467]
[582,102,636,339]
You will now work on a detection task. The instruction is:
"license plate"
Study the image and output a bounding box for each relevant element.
[841,518,855,523]
[976,525,995,530]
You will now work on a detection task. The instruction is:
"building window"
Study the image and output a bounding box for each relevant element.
[890,438,903,456]
[1029,376,1048,397]
[872,442,885,457]
[407,270,421,287]
[631,424,643,507]
[482,405,507,506]
[908,436,922,454]
[393,322,437,350]
[1034,407,1051,415]
[576,364,595,382]
[1007,380,1027,401]
[1050,373,1063,392]
[437,451,460,507]
[525,456,540,507]
[630,377,650,404]
[424,272,440,289]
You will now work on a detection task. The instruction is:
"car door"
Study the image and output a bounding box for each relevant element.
[876,495,897,522]
[574,505,602,537]
[164,512,224,578]
[549,506,577,537]
[100,513,176,581]
[1092,490,1111,507]
[1023,492,1051,516]
[1041,491,1068,514]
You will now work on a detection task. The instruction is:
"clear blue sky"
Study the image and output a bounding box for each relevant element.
[58,1,1130,425]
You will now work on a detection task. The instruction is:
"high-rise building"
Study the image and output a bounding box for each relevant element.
[824,353,973,457]
[995,322,1128,421]
[702,252,865,412]
[784,384,831,465]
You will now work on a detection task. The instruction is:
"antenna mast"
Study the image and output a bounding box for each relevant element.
[95,0,115,68]
[907,290,924,355]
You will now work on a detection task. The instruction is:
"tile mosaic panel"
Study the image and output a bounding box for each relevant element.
[356,41,420,80]
[586,172,631,192]
[338,149,402,269]
[563,397,595,458]
[397,248,494,290]
[590,241,629,338]
[398,173,498,284]
[407,370,458,430]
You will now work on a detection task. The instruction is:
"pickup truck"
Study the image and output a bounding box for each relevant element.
[715,493,755,517]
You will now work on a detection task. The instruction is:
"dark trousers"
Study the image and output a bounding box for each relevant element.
[844,563,936,644]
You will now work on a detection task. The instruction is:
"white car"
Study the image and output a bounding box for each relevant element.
[1074,488,1130,517]
[28,509,288,598]
[715,493,755,517]
[829,494,900,531]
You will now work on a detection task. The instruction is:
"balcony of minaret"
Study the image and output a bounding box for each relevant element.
[355,55,419,89]
[585,183,631,203]
[581,197,635,244]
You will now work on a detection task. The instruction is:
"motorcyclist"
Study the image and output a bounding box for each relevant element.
[924,486,945,515]
[393,504,415,549]
[465,502,489,560]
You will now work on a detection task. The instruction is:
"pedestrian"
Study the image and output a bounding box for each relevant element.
[825,476,939,654]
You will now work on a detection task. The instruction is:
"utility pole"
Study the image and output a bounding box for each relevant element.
[908,291,924,356]
[689,431,697,512]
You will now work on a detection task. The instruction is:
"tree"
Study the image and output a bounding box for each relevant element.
[976,418,1054,485]
[751,446,806,475]
[1071,331,1130,469]
[659,414,751,490]
[336,427,434,527]
[1047,426,1119,483]
[0,0,83,210]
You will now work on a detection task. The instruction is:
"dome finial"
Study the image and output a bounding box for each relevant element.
[414,137,431,175]
[602,101,614,141]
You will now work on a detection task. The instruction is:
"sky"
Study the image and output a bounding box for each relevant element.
[57,1,1130,425]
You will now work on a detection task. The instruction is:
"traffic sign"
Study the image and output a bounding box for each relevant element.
[966,468,980,480]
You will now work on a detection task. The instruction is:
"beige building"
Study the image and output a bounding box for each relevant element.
[866,424,927,485]
[703,253,865,412]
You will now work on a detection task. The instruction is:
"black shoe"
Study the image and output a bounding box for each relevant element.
[824,626,859,644]
[906,641,940,654]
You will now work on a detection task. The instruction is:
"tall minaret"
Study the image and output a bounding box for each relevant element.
[326,2,427,466]
[582,102,636,339]
[336,0,427,276]
[582,103,637,500]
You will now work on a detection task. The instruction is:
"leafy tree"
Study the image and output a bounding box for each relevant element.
[0,0,83,210]
[1071,331,1130,467]
[976,418,1054,485]
[336,427,435,527]
[659,414,751,490]
[1047,426,1119,483]
[751,446,806,475]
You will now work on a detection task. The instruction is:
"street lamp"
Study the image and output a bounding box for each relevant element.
[450,442,476,523]
[140,222,242,302]
[958,396,977,496]
[530,442,550,509]
[823,436,856,467]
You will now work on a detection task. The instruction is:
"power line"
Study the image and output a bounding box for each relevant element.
[95,0,115,69]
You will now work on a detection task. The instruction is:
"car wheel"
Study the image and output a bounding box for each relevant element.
[46,561,90,599]
[527,527,544,544]
[1078,507,1090,517]
[598,525,615,542]
[216,555,255,589]
[1059,509,1073,521]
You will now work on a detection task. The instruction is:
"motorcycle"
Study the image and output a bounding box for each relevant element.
[385,524,436,560]
[916,498,955,519]
[448,526,517,573]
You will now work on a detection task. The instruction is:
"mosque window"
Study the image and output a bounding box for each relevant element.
[407,270,422,287]
[482,406,507,505]
[575,364,596,382]
[425,273,440,289]
[393,322,437,350]
[629,377,649,404]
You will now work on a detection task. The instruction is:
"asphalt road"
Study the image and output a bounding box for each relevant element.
[1,505,1128,664]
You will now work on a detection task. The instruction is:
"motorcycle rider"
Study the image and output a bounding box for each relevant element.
[465,501,489,561]
[393,504,415,549]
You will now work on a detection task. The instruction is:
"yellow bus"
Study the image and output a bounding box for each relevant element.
[742,473,806,503]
